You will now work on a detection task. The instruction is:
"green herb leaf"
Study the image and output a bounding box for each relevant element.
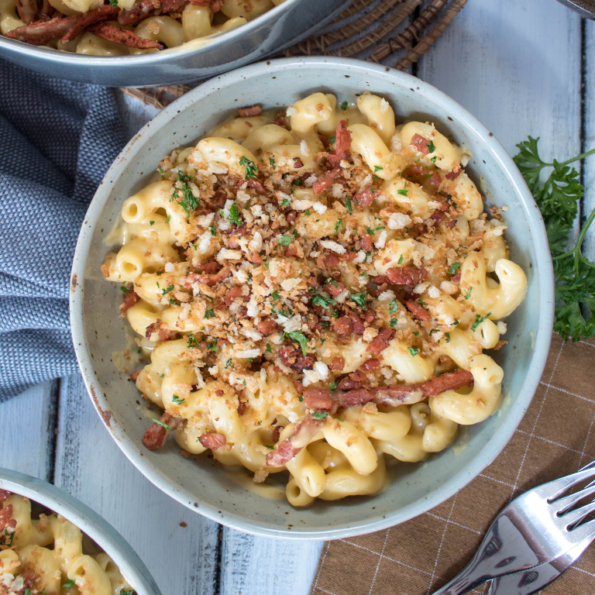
[463,288,473,300]
[286,331,309,356]
[471,312,492,332]
[172,395,186,404]
[269,156,276,169]
[335,218,344,233]
[152,418,172,431]
[298,396,303,402]
[329,382,338,390]
[448,262,461,275]
[389,300,398,314]
[312,411,329,421]
[205,309,215,319]
[390,318,397,327]
[340,101,348,111]
[158,166,165,179]
[277,233,295,247]
[445,332,451,342]
[281,198,291,208]
[426,140,436,153]
[408,347,419,357]
[311,293,336,310]
[162,285,174,295]
[346,197,353,215]
[209,224,217,236]
[374,165,384,172]
[397,189,409,197]
[349,291,368,310]
[120,285,130,294]
[239,155,258,179]
[227,201,243,226]
[207,340,218,352]
[398,254,404,264]
[266,344,272,353]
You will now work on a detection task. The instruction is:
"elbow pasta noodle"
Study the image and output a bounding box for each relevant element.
[103,91,527,506]
[0,491,136,595]
[3,0,280,52]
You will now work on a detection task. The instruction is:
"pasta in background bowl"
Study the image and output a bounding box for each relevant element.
[0,468,161,594]
[71,57,554,538]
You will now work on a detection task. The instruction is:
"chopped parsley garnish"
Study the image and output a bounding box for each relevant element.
[330,136,336,144]
[120,285,130,293]
[304,209,310,216]
[209,224,217,236]
[463,288,473,300]
[374,165,384,172]
[389,300,398,314]
[227,201,243,226]
[172,395,186,404]
[292,179,303,187]
[453,319,460,326]
[265,445,275,450]
[335,218,344,232]
[286,331,309,356]
[408,347,420,357]
[281,198,291,208]
[346,197,353,215]
[239,155,258,179]
[207,340,219,352]
[448,262,461,275]
[205,309,215,319]
[311,293,336,310]
[63,580,76,589]
[445,332,451,342]
[277,232,296,247]
[150,220,155,226]
[298,396,303,402]
[329,382,338,390]
[158,166,165,179]
[365,225,385,235]
[152,418,172,431]
[398,254,404,264]
[266,344,272,353]
[350,291,368,310]
[390,318,397,327]
[225,358,234,369]
[187,334,200,348]
[269,156,276,169]
[426,140,436,153]
[120,591,134,595]
[431,156,437,163]
[340,101,348,111]
[272,290,280,300]
[169,298,180,306]
[312,411,329,421]
[161,285,174,295]
[176,172,199,216]
[471,312,492,332]
[397,188,409,197]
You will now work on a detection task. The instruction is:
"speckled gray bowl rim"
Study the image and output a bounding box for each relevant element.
[0,468,161,594]
[70,56,555,540]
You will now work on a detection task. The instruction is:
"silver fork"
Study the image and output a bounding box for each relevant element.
[431,462,595,595]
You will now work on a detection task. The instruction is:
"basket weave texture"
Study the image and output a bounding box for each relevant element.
[122,0,468,109]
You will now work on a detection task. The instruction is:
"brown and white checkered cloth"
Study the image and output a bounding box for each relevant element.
[311,334,595,595]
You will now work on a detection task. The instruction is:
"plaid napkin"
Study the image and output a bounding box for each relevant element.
[312,334,595,595]
[0,60,125,400]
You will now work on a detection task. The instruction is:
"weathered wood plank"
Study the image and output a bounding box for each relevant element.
[54,374,220,595]
[220,529,324,595]
[582,18,595,259]
[0,381,58,481]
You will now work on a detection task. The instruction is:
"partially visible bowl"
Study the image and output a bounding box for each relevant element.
[556,0,595,18]
[70,56,555,539]
[0,468,161,594]
[0,0,351,87]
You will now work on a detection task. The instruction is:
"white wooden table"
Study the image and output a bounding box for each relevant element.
[3,0,595,592]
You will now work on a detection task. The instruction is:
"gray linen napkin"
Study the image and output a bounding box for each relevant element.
[0,60,125,400]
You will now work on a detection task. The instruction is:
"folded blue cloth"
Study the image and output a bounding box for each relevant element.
[0,60,125,400]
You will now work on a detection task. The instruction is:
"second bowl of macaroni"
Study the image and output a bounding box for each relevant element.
[0,468,161,594]
[70,57,554,539]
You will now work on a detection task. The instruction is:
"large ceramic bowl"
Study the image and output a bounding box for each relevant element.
[70,57,555,539]
[0,0,350,87]
[0,468,161,594]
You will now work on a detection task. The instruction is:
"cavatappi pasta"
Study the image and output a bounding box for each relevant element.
[2,0,283,54]
[102,91,528,506]
[0,490,136,595]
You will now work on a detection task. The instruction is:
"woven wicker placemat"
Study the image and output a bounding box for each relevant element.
[122,0,468,109]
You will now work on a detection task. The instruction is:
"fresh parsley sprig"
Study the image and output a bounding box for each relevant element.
[514,137,595,341]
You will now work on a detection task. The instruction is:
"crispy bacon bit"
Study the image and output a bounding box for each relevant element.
[61,4,119,42]
[145,320,177,341]
[161,0,187,11]
[409,164,427,176]
[405,300,431,321]
[89,22,164,49]
[355,187,377,208]
[240,179,266,194]
[367,328,395,355]
[325,254,340,269]
[266,438,297,467]
[429,171,442,187]
[410,133,430,155]
[373,369,474,406]
[118,0,157,25]
[452,271,461,283]
[15,0,37,24]
[360,358,381,371]
[286,210,298,223]
[304,388,333,410]
[257,320,278,336]
[199,432,227,450]
[446,168,462,180]
[337,376,361,390]
[238,105,262,117]
[279,346,314,372]
[293,158,304,168]
[196,261,219,273]
[272,425,282,443]
[273,113,289,129]
[338,389,374,408]
[327,120,352,166]
[349,369,367,383]
[6,17,75,45]
[130,371,140,382]
[0,490,10,502]
[189,0,221,10]
[223,285,242,306]
[360,234,373,252]
[313,167,341,195]
[0,505,16,531]
[266,415,325,466]
[329,356,345,371]
[196,267,231,287]
[327,281,346,298]
[333,316,353,336]
[39,0,54,19]
[386,266,428,288]
[121,287,140,312]
[142,413,179,450]
[293,356,315,372]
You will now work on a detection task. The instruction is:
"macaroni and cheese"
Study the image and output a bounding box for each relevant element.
[1,0,283,54]
[102,91,527,506]
[0,490,136,594]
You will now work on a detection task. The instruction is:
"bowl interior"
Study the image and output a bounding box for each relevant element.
[72,58,553,539]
